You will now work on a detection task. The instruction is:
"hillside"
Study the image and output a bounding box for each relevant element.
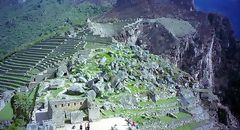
[0,0,113,60]
[99,0,240,125]
[0,0,239,129]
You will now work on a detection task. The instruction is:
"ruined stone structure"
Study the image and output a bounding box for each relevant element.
[33,98,100,128]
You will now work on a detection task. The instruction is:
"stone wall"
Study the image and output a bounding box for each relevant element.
[49,98,88,112]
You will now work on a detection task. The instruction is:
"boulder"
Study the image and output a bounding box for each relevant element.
[68,75,76,83]
[92,80,105,96]
[120,95,138,109]
[167,113,178,119]
[67,83,85,95]
[86,90,96,101]
[49,79,65,89]
[111,71,127,90]
[147,83,159,102]
[102,102,116,111]
[87,78,99,88]
[87,77,105,96]
[77,76,88,83]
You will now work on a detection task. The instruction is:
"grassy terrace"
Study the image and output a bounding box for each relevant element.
[0,80,24,88]
[2,73,30,78]
[0,63,31,70]
[0,102,14,121]
[0,86,16,91]
[100,94,180,125]
[7,58,38,64]
[0,74,30,82]
[16,53,47,58]
[23,51,50,55]
[5,58,38,67]
[174,121,201,130]
[0,78,28,85]
[49,88,65,98]
[31,45,59,49]
[13,55,44,60]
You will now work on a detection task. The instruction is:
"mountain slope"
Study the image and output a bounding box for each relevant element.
[97,0,240,127]
[0,0,113,60]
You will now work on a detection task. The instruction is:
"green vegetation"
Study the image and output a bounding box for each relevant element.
[49,87,64,98]
[174,121,200,130]
[65,43,200,128]
[0,102,14,121]
[138,97,178,107]
[0,0,112,60]
[9,87,38,129]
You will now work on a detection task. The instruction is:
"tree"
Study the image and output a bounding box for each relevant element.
[11,93,33,123]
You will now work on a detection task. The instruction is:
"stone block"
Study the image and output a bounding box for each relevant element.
[42,120,56,130]
[52,109,65,128]
[71,111,84,124]
[26,123,39,130]
[88,107,100,122]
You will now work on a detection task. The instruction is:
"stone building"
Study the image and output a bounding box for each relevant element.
[33,98,100,128]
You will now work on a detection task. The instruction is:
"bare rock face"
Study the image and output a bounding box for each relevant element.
[102,0,240,127]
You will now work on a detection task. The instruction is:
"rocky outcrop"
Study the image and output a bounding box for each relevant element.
[98,0,240,128]
[208,13,240,121]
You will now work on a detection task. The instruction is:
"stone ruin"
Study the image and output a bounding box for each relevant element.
[31,98,100,128]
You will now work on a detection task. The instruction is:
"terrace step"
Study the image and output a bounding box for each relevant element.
[0,84,16,91]
[27,48,54,52]
[5,72,28,77]
[52,36,66,39]
[6,59,37,66]
[0,80,24,89]
[17,53,47,58]
[35,66,47,72]
[1,62,32,70]
[25,50,53,54]
[0,74,30,82]
[8,69,28,73]
[13,55,44,61]
[0,66,9,71]
[7,69,27,74]
[22,51,50,56]
[0,78,28,86]
[31,45,58,49]
[0,69,7,74]
[44,39,65,43]
[1,64,27,70]
[11,57,41,63]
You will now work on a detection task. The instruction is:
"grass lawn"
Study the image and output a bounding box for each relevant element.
[49,88,65,98]
[0,102,14,121]
[174,121,200,130]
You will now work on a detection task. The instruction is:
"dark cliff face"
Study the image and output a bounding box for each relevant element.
[208,13,240,119]
[105,0,240,126]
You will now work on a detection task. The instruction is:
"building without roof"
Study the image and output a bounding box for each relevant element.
[32,98,100,128]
